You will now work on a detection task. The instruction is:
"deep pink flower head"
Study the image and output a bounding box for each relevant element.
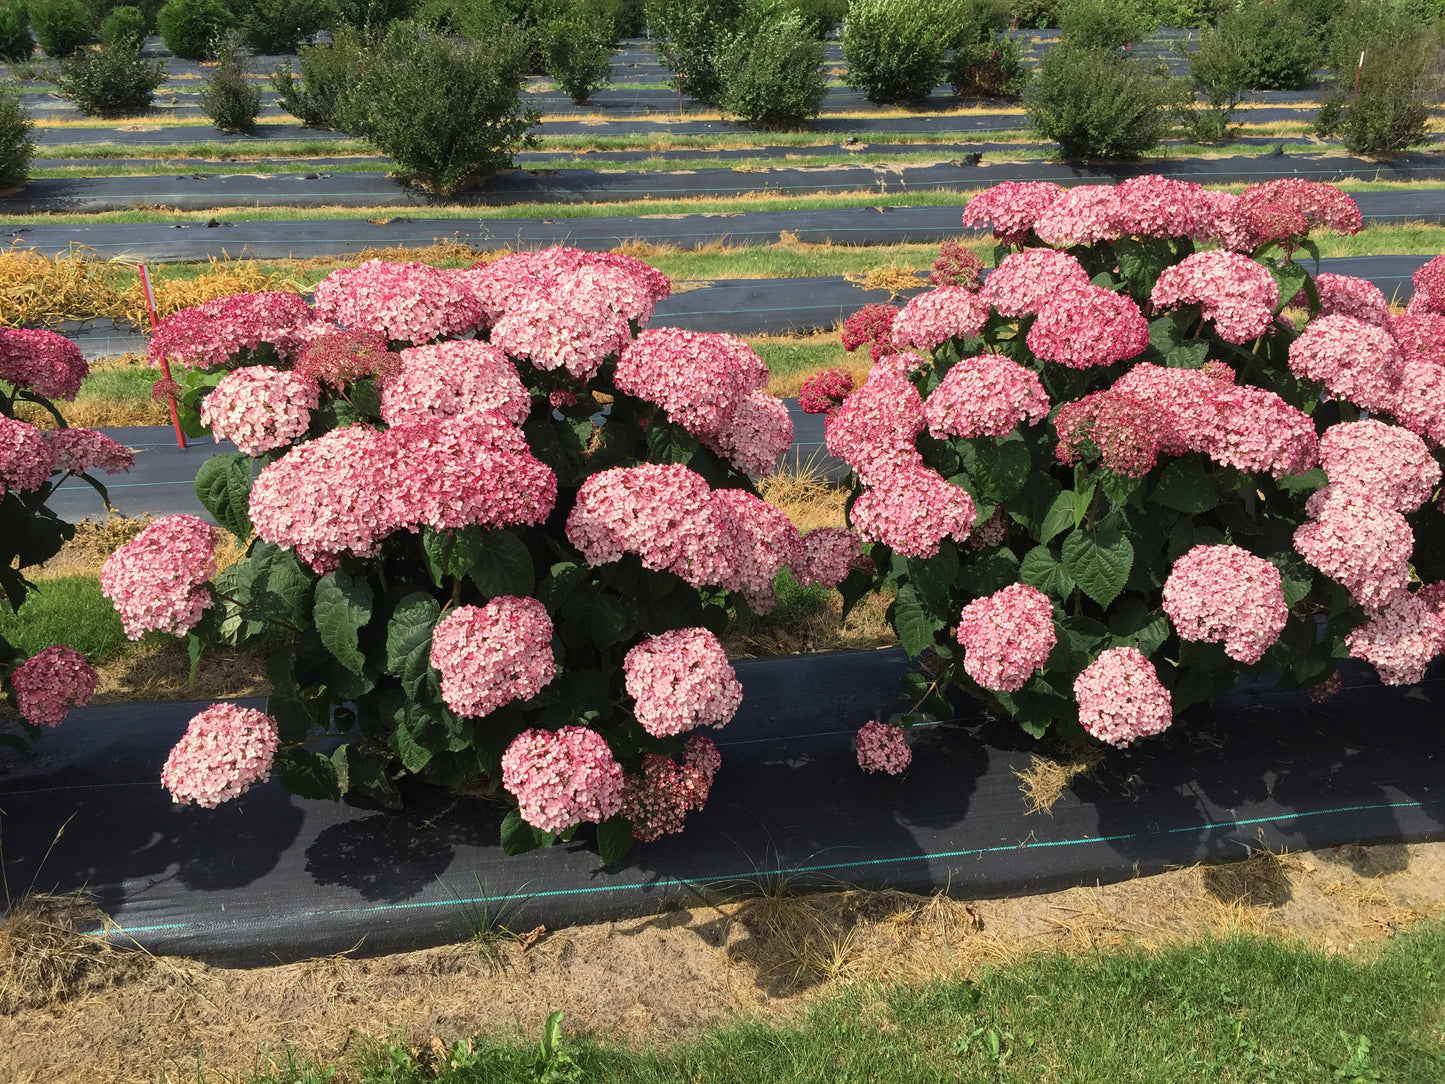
[850,463,975,558]
[0,416,56,493]
[1410,253,1445,315]
[501,726,625,834]
[1114,175,1212,240]
[1345,587,1445,686]
[824,367,925,486]
[924,355,1049,439]
[1319,419,1440,514]
[960,181,1065,244]
[985,249,1092,317]
[462,247,670,327]
[100,514,218,639]
[795,526,868,588]
[429,596,555,718]
[622,736,721,842]
[930,241,984,289]
[840,303,900,362]
[624,627,742,738]
[146,292,313,371]
[292,328,397,388]
[1239,180,1363,240]
[1288,314,1402,412]
[160,703,280,808]
[856,719,911,774]
[1294,486,1413,613]
[10,646,97,728]
[890,286,990,352]
[1027,286,1149,369]
[380,340,530,428]
[1150,251,1278,344]
[313,260,482,346]
[1032,185,1123,247]
[1110,362,1230,450]
[1391,312,1445,367]
[799,367,857,414]
[711,487,802,611]
[0,328,88,400]
[1163,545,1287,665]
[42,428,134,477]
[1055,388,1178,478]
[489,265,634,382]
[200,365,320,457]
[1312,273,1391,327]
[1074,647,1172,748]
[957,583,1056,692]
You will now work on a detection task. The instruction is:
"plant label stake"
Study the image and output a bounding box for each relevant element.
[1354,51,1365,97]
[139,263,186,449]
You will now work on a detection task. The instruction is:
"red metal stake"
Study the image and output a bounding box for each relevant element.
[139,263,186,449]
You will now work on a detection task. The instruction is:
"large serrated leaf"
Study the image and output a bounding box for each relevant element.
[892,582,945,658]
[974,439,1030,503]
[1039,490,1077,544]
[385,591,441,699]
[1061,527,1134,608]
[1267,552,1315,608]
[1150,457,1218,514]
[1019,545,1074,599]
[194,452,255,539]
[421,525,486,587]
[275,747,341,801]
[314,570,373,675]
[501,808,556,855]
[907,542,959,623]
[1107,597,1170,657]
[468,529,535,598]
[596,815,634,866]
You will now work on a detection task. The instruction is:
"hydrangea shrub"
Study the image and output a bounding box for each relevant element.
[1,328,134,743]
[115,250,861,862]
[822,177,1445,750]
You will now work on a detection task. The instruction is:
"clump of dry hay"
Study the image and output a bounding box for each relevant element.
[843,263,928,298]
[32,514,155,579]
[104,256,299,326]
[0,892,146,1014]
[0,246,130,329]
[1012,746,1105,816]
[756,464,846,532]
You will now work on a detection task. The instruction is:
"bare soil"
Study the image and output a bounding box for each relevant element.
[2,840,1443,1084]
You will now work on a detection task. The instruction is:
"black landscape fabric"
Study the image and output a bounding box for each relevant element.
[1,653,1441,966]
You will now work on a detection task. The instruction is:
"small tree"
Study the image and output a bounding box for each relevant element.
[540,2,614,104]
[54,39,165,113]
[231,0,322,54]
[842,0,961,104]
[1174,20,1250,142]
[948,0,1026,98]
[1025,44,1182,159]
[1058,0,1147,51]
[0,0,32,60]
[718,3,826,127]
[99,4,146,48]
[270,23,365,130]
[156,0,231,58]
[1316,18,1444,155]
[0,82,35,189]
[645,0,746,105]
[200,31,260,132]
[27,0,93,57]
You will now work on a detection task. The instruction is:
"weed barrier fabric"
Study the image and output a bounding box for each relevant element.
[2,656,1442,966]
[46,426,238,523]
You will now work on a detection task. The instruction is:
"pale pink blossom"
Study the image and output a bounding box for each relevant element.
[624,627,742,738]
[1294,486,1413,613]
[502,726,625,833]
[429,597,556,718]
[1345,588,1445,685]
[890,286,990,352]
[1150,251,1279,344]
[313,260,482,345]
[0,416,55,493]
[855,720,911,774]
[850,464,975,558]
[100,514,218,638]
[956,583,1056,692]
[960,181,1065,244]
[1074,647,1172,748]
[41,428,134,476]
[1319,419,1440,514]
[146,292,313,371]
[1026,285,1149,369]
[985,249,1091,317]
[380,340,530,427]
[923,355,1049,439]
[1163,545,1287,664]
[200,365,320,456]
[160,703,280,808]
[10,646,97,727]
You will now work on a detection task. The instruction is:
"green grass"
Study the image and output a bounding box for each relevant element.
[748,337,852,383]
[0,574,130,662]
[243,920,1445,1083]
[30,139,376,161]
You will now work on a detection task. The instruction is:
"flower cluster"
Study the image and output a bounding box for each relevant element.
[1344,588,1445,686]
[1288,315,1402,413]
[621,735,722,842]
[824,367,925,485]
[146,291,312,371]
[924,356,1050,439]
[1074,647,1173,748]
[929,240,984,289]
[1150,251,1279,344]
[1313,273,1390,326]
[1411,253,1445,314]
[1114,175,1213,240]
[199,365,321,457]
[850,463,975,557]
[429,596,556,718]
[855,720,911,774]
[956,583,1056,692]
[1294,486,1413,612]
[292,328,397,388]
[160,703,280,808]
[313,260,482,346]
[501,725,625,833]
[1162,545,1288,664]
[100,514,218,638]
[463,247,670,327]
[1033,184,1123,247]
[623,627,742,737]
[0,416,55,493]
[1025,286,1149,369]
[1318,419,1440,514]
[798,367,856,415]
[0,328,88,400]
[840,303,900,362]
[42,428,134,476]
[10,645,98,728]
[890,286,990,352]
[379,340,531,428]
[489,265,633,382]
[795,526,869,588]
[984,249,1091,317]
[960,180,1065,244]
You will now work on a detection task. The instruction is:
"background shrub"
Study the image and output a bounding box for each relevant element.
[27,0,92,57]
[1149,0,1231,27]
[1223,0,1318,91]
[1316,3,1444,153]
[54,39,164,111]
[645,0,745,105]
[842,0,961,104]
[99,3,144,46]
[783,0,844,36]
[540,2,614,103]
[323,0,415,28]
[1011,0,1061,27]
[948,0,1025,98]
[1174,14,1250,140]
[0,83,34,188]
[155,0,230,58]
[231,0,322,53]
[270,22,364,129]
[199,31,260,130]
[1025,44,1182,158]
[348,23,538,193]
[718,2,826,126]
[0,0,32,60]
[1058,0,1148,51]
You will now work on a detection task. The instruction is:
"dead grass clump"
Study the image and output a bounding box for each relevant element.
[104,257,299,326]
[756,466,846,532]
[0,892,147,1013]
[14,394,168,430]
[1012,746,1105,816]
[33,514,154,579]
[843,263,928,299]
[91,640,270,703]
[0,246,130,329]
[1200,837,1305,909]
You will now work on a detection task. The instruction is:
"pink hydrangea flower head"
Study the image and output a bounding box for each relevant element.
[850,464,975,558]
[0,416,56,493]
[380,340,530,427]
[1109,362,1228,450]
[985,248,1092,317]
[1238,180,1363,240]
[1054,388,1178,478]
[429,596,556,718]
[1162,545,1288,664]
[292,328,397,388]
[1390,312,1445,367]
[40,428,134,478]
[1074,647,1173,748]
[461,247,670,327]
[1309,669,1344,703]
[929,240,984,289]
[799,367,857,414]
[824,367,925,486]
[488,265,633,382]
[624,627,742,738]
[1392,358,1445,447]
[923,355,1049,439]
[1114,175,1212,240]
[160,703,280,808]
[1294,486,1413,613]
[708,389,792,479]
[313,260,482,345]
[1026,285,1150,369]
[1203,383,1319,478]
[795,526,867,588]
[199,365,321,457]
[855,720,911,774]
[10,646,97,727]
[614,328,768,443]
[1288,314,1403,413]
[1319,419,1440,514]
[1410,253,1445,315]
[956,583,1057,692]
[0,328,88,400]
[146,291,313,371]
[1345,588,1445,686]
[1312,273,1391,327]
[99,514,218,638]
[1032,184,1124,247]
[960,180,1065,244]
[501,726,626,833]
[1150,251,1279,344]
[711,487,802,611]
[890,286,991,352]
[840,303,900,362]
[621,744,719,843]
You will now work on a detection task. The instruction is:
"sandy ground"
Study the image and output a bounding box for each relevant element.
[2,838,1443,1084]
